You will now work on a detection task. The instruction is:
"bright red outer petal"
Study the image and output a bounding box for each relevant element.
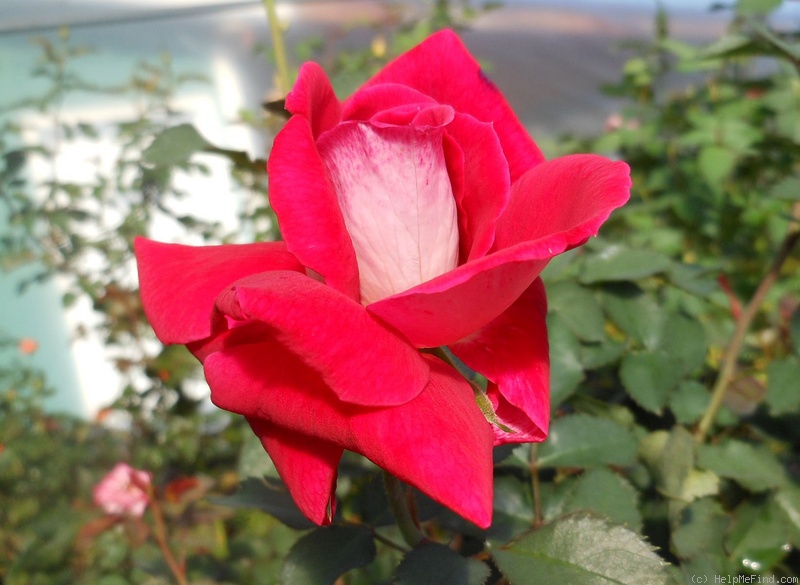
[450,278,549,445]
[367,154,631,348]
[206,346,494,528]
[285,62,342,137]
[134,237,304,345]
[445,113,510,261]
[367,251,547,348]
[246,418,343,525]
[492,154,632,252]
[360,29,544,182]
[267,115,360,300]
[213,270,429,407]
[348,354,494,528]
[340,83,437,122]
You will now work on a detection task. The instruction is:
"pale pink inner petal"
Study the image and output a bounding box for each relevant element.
[318,121,459,304]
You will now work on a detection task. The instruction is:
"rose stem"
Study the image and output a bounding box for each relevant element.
[695,201,800,442]
[147,485,189,585]
[262,0,291,96]
[529,443,543,527]
[382,471,424,547]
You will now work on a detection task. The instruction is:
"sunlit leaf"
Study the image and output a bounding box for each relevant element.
[620,351,682,414]
[142,123,210,166]
[601,284,664,351]
[547,281,606,343]
[580,245,670,284]
[562,467,642,531]
[493,515,670,585]
[538,414,637,469]
[697,440,787,492]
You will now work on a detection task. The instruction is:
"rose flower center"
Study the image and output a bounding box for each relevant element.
[318,121,459,305]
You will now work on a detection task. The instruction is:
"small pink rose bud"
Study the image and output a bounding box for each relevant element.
[93,463,152,518]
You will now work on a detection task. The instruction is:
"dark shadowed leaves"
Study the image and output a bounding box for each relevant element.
[210,477,314,530]
[281,525,376,585]
[394,542,490,585]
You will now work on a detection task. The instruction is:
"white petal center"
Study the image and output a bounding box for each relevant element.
[318,122,459,304]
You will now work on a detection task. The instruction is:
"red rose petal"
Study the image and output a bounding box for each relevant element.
[492,154,632,252]
[361,29,545,182]
[268,115,361,300]
[206,347,493,528]
[285,61,342,138]
[247,418,343,526]
[213,270,429,407]
[134,238,303,344]
[450,278,549,445]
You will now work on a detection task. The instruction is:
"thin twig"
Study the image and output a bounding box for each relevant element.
[383,471,424,547]
[695,202,800,441]
[148,485,189,585]
[262,0,291,96]
[530,443,543,528]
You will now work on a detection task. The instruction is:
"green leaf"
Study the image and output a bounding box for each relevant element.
[792,309,800,357]
[210,477,314,530]
[669,381,710,425]
[696,440,787,492]
[737,0,782,16]
[655,426,696,510]
[580,338,626,369]
[493,515,670,585]
[620,351,682,414]
[538,414,638,469]
[394,543,490,585]
[698,34,753,60]
[281,525,376,585]
[602,284,664,350]
[766,357,800,415]
[142,123,210,166]
[681,469,720,502]
[547,281,606,343]
[562,468,642,531]
[580,245,671,284]
[668,263,718,296]
[770,177,800,202]
[726,499,791,572]
[775,483,800,547]
[698,146,736,188]
[671,498,729,560]
[548,314,585,408]
[657,314,707,377]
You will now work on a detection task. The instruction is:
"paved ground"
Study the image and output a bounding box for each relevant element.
[0,0,734,138]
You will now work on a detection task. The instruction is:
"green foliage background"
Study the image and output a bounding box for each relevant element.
[1,0,800,583]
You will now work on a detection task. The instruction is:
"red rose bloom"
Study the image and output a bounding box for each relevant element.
[135,30,630,528]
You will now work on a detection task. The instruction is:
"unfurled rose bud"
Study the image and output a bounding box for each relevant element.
[93,463,152,517]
